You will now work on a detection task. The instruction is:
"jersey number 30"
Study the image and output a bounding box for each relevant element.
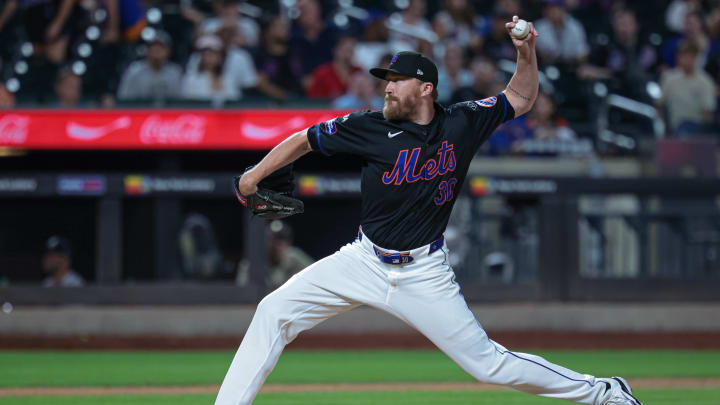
[434,178,458,206]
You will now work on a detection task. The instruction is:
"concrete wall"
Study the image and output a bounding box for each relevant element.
[2,303,720,336]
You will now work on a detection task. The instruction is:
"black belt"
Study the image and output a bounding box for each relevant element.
[358,230,444,265]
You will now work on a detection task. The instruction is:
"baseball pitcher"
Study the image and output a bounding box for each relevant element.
[222,16,642,405]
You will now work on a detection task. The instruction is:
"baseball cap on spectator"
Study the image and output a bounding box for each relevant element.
[148,30,172,47]
[267,220,293,242]
[45,235,71,257]
[196,35,224,51]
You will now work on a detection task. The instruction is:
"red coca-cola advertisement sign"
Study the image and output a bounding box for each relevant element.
[0,109,351,150]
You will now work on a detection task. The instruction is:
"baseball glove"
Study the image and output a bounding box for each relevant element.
[233,164,304,219]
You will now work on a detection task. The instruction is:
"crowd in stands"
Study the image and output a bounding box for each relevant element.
[0,0,718,154]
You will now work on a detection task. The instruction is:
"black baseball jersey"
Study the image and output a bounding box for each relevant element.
[307,93,515,250]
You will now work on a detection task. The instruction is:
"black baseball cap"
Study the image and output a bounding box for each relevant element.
[370,51,438,88]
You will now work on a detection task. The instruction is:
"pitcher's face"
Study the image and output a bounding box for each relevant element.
[382,73,423,121]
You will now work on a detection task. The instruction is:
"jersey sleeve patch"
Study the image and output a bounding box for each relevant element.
[474,96,497,108]
[324,119,337,135]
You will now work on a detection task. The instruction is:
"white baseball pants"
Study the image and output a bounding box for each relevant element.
[215,231,610,405]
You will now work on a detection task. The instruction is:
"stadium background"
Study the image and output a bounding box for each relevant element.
[0,0,719,404]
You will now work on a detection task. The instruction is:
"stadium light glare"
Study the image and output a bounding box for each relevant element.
[14,61,28,75]
[20,42,33,57]
[649,33,662,46]
[78,43,92,58]
[6,78,20,92]
[72,61,87,76]
[334,13,349,27]
[86,26,101,41]
[94,9,107,23]
[646,82,662,100]
[147,8,162,24]
[593,82,608,98]
[141,27,157,42]
[545,66,560,80]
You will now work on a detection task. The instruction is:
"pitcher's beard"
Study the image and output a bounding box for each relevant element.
[382,97,415,121]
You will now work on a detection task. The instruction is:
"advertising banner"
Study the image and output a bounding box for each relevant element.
[0,109,348,150]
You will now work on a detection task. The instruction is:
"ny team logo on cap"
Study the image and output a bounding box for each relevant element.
[369,51,438,87]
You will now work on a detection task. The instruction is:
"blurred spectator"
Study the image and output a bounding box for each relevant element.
[102,0,146,44]
[353,15,414,71]
[659,42,717,135]
[534,0,590,64]
[586,8,659,100]
[264,221,312,289]
[117,31,182,102]
[204,0,258,47]
[332,71,383,110]
[306,36,360,99]
[708,5,720,40]
[0,0,17,35]
[432,0,483,50]
[608,8,659,74]
[663,11,720,71]
[54,67,82,107]
[290,0,337,88]
[528,92,578,142]
[214,23,259,90]
[23,0,86,65]
[235,221,313,289]
[707,5,720,80]
[42,235,84,287]
[495,0,521,16]
[178,213,222,279]
[0,83,15,108]
[489,92,578,155]
[72,0,145,108]
[0,0,18,65]
[387,0,434,52]
[436,42,473,103]
[450,56,500,104]
[480,11,517,62]
[665,0,701,33]
[10,0,86,103]
[181,34,240,105]
[252,14,303,102]
[183,0,258,48]
[370,52,395,101]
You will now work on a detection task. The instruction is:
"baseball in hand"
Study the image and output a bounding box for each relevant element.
[511,19,530,40]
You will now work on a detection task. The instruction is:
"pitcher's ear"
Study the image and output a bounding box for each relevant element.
[429,84,438,100]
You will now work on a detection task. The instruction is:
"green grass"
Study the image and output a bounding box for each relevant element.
[1,350,719,388]
[1,389,719,405]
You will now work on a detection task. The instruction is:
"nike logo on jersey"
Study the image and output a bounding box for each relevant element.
[387,131,403,138]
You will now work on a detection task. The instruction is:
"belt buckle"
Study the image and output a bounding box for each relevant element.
[374,246,414,265]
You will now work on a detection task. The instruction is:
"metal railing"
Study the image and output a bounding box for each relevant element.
[596,93,666,151]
